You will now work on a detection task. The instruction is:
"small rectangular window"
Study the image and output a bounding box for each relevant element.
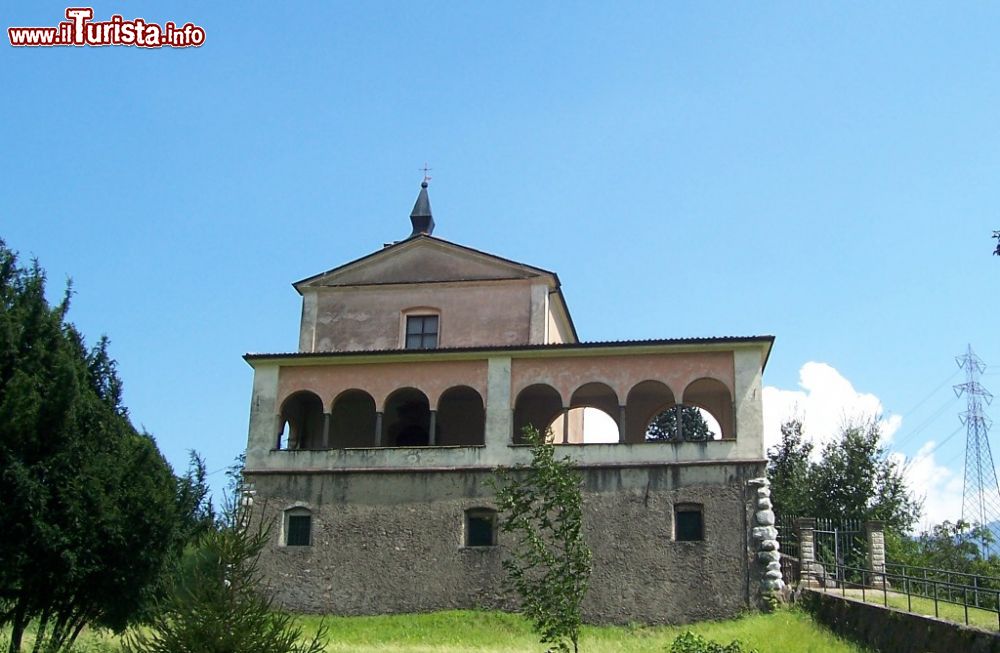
[465,509,496,547]
[675,505,703,542]
[405,315,439,350]
[286,514,312,546]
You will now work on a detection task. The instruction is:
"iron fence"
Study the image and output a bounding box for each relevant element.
[775,514,800,583]
[884,562,1000,612]
[823,561,1000,629]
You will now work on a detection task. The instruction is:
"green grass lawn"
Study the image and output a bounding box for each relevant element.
[30,609,866,653]
[825,587,1000,632]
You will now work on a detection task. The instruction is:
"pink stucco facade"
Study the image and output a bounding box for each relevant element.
[305,281,536,352]
[242,215,776,624]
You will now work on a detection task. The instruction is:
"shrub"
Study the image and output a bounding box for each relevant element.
[669,630,761,653]
[491,425,592,653]
[123,497,326,653]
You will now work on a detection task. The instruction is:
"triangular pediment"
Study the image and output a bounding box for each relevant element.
[295,236,556,290]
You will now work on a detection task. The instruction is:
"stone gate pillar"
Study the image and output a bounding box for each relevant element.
[866,520,887,587]
[797,518,817,587]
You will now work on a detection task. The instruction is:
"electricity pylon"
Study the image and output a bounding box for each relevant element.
[955,345,1000,555]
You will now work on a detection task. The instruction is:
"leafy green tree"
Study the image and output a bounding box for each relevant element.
[767,418,918,532]
[124,494,327,653]
[890,520,1000,573]
[175,451,218,543]
[646,406,713,441]
[0,241,181,652]
[766,419,814,517]
[808,420,918,533]
[491,426,592,653]
[767,418,919,576]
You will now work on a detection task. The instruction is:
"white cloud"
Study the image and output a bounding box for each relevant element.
[763,362,901,457]
[901,443,964,530]
[764,362,964,530]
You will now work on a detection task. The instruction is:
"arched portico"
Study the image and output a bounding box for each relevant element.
[382,387,432,447]
[279,390,325,450]
[436,385,485,446]
[681,377,734,440]
[330,389,378,447]
[513,383,563,443]
[624,380,676,443]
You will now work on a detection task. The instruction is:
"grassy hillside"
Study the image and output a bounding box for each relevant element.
[29,608,868,653]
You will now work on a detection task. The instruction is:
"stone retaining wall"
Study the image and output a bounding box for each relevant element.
[800,588,1000,653]
[248,461,763,624]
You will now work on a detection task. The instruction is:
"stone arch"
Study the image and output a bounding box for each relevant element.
[278,390,325,450]
[436,385,485,446]
[681,377,734,439]
[561,382,620,443]
[330,389,377,448]
[382,387,431,447]
[513,383,563,444]
[624,380,676,443]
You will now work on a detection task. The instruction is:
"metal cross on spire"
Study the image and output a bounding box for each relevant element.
[419,163,432,186]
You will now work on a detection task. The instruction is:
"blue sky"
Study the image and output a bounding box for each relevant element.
[3,2,999,528]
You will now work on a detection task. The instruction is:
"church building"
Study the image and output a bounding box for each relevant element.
[242,181,775,624]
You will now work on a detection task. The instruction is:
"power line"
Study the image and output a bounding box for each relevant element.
[900,423,964,479]
[895,368,962,419]
[891,394,961,450]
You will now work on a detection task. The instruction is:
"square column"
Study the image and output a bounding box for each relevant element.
[797,518,817,587]
[866,520,887,587]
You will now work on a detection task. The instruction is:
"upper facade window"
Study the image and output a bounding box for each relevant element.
[405,315,439,350]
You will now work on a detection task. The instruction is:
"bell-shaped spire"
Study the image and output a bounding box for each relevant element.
[409,180,434,237]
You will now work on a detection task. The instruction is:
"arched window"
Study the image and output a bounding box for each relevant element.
[330,389,377,448]
[284,507,312,546]
[382,387,431,447]
[513,384,563,444]
[436,386,485,446]
[465,508,497,547]
[278,391,325,450]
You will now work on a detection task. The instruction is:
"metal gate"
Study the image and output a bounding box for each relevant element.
[814,518,864,587]
[775,516,866,587]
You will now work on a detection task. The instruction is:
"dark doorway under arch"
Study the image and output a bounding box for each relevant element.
[382,387,431,447]
[330,389,377,447]
[436,386,485,446]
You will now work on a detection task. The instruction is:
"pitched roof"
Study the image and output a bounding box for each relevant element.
[291,234,581,342]
[293,234,559,289]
